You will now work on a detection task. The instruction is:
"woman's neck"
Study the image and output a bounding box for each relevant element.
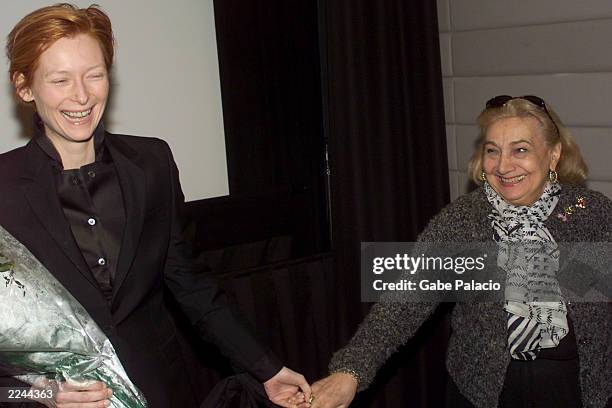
[48,136,95,169]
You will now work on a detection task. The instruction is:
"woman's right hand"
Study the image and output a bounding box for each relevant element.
[34,379,112,408]
[310,372,357,408]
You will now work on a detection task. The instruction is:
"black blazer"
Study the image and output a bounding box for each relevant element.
[0,133,281,407]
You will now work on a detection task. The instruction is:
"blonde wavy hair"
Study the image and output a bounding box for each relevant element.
[467,97,588,185]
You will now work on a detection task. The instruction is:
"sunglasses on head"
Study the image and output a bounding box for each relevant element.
[485,94,559,136]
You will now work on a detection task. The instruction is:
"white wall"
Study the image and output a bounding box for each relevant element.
[1,0,228,201]
[438,0,612,201]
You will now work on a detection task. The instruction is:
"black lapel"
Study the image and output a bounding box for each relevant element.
[104,134,146,301]
[19,141,97,286]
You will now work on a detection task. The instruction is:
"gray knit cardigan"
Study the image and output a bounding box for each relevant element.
[329,184,611,408]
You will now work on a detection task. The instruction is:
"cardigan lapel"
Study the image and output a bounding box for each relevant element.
[105,134,146,302]
[19,141,97,287]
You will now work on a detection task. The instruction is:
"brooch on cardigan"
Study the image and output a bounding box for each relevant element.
[556,196,586,222]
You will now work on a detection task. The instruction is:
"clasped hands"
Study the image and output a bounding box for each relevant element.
[272,370,358,408]
[25,367,356,408]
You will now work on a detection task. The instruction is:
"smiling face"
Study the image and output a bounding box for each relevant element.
[17,33,109,151]
[482,116,561,206]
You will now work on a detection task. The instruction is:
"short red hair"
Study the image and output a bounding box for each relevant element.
[6,3,114,96]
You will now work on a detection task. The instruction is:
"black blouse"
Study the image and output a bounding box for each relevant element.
[33,116,125,301]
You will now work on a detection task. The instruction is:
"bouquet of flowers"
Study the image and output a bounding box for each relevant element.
[0,225,147,407]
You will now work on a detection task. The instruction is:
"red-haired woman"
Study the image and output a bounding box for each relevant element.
[1,4,310,407]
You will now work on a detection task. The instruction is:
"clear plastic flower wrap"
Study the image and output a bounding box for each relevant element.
[0,225,147,407]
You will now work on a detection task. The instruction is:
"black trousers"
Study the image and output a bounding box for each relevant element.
[444,357,582,408]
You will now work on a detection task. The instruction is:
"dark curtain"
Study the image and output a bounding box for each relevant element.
[184,1,452,406]
[212,0,330,258]
[172,255,337,404]
[322,0,451,406]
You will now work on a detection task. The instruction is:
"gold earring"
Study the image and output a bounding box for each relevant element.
[480,171,487,182]
[549,169,558,183]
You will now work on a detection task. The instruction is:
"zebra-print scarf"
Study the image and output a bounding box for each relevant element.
[484,181,568,360]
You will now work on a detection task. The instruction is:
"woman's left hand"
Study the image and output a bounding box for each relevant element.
[263,366,312,408]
